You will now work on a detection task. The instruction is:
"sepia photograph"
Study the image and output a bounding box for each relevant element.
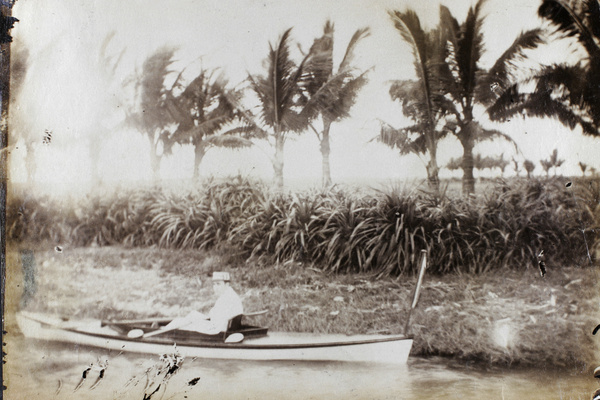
[2,0,600,398]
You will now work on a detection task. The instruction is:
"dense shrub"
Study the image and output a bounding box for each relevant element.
[7,177,599,275]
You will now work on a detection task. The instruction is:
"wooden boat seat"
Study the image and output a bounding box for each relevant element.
[227,314,244,331]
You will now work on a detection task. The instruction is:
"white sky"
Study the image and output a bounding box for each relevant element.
[8,0,600,193]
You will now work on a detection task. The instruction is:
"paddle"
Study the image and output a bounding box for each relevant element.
[127,319,195,339]
[243,310,268,317]
[126,320,246,343]
[102,317,172,327]
[125,309,266,340]
[403,249,428,335]
[224,333,244,343]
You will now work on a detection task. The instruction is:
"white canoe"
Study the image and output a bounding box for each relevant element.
[16,311,413,364]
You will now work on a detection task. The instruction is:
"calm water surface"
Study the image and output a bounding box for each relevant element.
[4,336,597,400]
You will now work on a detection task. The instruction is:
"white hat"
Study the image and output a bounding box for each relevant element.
[212,271,231,282]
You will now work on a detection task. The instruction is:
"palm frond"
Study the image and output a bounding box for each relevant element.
[376,122,427,155]
[584,0,600,40]
[472,123,519,151]
[221,86,271,140]
[168,67,242,147]
[136,47,179,136]
[301,24,369,126]
[539,0,600,57]
[304,69,369,123]
[327,70,369,122]
[439,5,460,39]
[457,0,487,102]
[487,81,598,134]
[250,28,309,133]
[222,125,269,140]
[439,6,463,102]
[203,134,253,149]
[338,27,370,72]
[303,21,335,95]
[477,29,545,105]
[389,10,429,85]
[389,10,450,134]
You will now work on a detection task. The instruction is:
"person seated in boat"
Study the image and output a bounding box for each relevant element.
[165,271,244,335]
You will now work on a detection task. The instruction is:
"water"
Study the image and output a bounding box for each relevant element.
[4,336,597,400]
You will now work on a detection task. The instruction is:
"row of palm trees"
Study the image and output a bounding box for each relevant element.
[126,23,369,188]
[445,148,593,178]
[379,0,600,195]
[93,0,600,194]
[446,153,511,176]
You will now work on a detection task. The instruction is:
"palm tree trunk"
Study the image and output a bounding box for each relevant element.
[320,120,332,188]
[193,142,206,181]
[425,132,440,193]
[426,161,440,193]
[461,138,475,196]
[273,129,285,189]
[148,135,161,181]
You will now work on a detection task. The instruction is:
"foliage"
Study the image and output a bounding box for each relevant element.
[489,0,600,136]
[7,177,598,276]
[239,28,316,188]
[540,149,565,176]
[438,0,543,195]
[379,10,451,192]
[523,159,536,178]
[446,153,509,175]
[579,161,588,176]
[127,47,181,180]
[303,21,370,187]
[169,68,249,178]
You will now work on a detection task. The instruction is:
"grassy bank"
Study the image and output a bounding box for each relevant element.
[6,177,600,276]
[6,246,599,369]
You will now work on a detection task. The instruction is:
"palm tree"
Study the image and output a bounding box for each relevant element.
[473,153,494,176]
[546,148,564,175]
[579,161,588,176]
[488,0,600,136]
[538,0,600,134]
[524,159,536,178]
[512,157,521,177]
[128,47,180,180]
[169,69,250,180]
[379,10,451,193]
[446,156,462,172]
[243,28,322,189]
[303,21,369,187]
[490,153,509,177]
[540,159,553,177]
[438,0,544,194]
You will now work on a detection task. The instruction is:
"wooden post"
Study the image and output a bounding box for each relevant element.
[404,249,427,336]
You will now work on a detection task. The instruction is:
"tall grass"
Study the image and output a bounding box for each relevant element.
[7,176,599,275]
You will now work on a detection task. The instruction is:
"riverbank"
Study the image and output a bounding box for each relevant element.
[5,245,600,370]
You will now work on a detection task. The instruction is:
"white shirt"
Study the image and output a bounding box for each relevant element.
[208,286,244,332]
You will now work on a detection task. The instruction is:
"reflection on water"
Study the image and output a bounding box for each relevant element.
[4,336,597,400]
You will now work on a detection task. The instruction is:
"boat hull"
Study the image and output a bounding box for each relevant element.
[16,312,413,364]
